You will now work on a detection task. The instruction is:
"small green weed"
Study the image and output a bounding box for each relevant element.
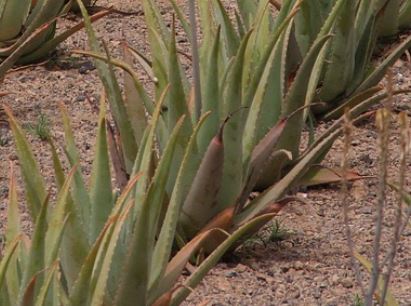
[352,294,364,306]
[242,219,293,249]
[269,219,292,243]
[25,112,51,141]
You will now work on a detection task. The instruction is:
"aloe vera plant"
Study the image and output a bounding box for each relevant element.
[73,0,410,250]
[0,0,108,79]
[378,0,411,37]
[293,0,411,117]
[1,97,269,305]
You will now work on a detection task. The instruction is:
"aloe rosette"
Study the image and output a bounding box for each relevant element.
[293,0,411,117]
[0,93,258,305]
[0,0,108,78]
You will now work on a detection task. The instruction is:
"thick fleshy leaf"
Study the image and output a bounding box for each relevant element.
[18,0,65,50]
[320,1,356,101]
[19,194,50,304]
[77,0,138,173]
[33,262,58,306]
[0,0,91,68]
[195,207,237,253]
[69,220,113,306]
[142,0,170,100]
[0,239,20,292]
[123,44,147,146]
[106,43,139,172]
[45,166,77,266]
[0,0,31,41]
[256,34,332,189]
[166,24,190,140]
[171,213,279,305]
[200,207,236,235]
[197,27,221,154]
[322,86,383,120]
[356,35,411,93]
[345,15,378,97]
[354,0,379,42]
[106,121,128,191]
[69,173,141,306]
[55,272,70,306]
[169,0,192,42]
[132,86,169,221]
[89,97,113,242]
[20,275,37,306]
[399,1,411,28]
[237,0,257,29]
[299,166,363,188]
[294,0,328,55]
[237,126,342,225]
[4,105,46,221]
[149,113,211,298]
[216,31,252,212]
[72,49,155,116]
[212,0,240,60]
[125,44,154,82]
[151,291,172,306]
[302,0,346,117]
[276,34,332,157]
[47,139,90,290]
[302,90,410,162]
[238,118,288,210]
[0,22,51,78]
[242,24,289,161]
[180,120,226,238]
[5,163,22,303]
[6,162,20,243]
[246,0,275,82]
[19,9,111,64]
[243,0,300,109]
[142,0,169,42]
[89,201,133,306]
[234,10,246,39]
[59,102,91,232]
[114,116,185,306]
[145,116,186,251]
[379,0,401,38]
[154,230,222,304]
[48,138,66,188]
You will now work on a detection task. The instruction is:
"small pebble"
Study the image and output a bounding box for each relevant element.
[341,278,353,288]
[294,261,304,270]
[75,95,86,102]
[331,274,340,285]
[351,139,360,146]
[225,271,238,278]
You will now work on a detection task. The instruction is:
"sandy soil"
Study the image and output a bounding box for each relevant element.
[1,1,411,305]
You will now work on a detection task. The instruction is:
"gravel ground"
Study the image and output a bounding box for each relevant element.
[1,1,411,305]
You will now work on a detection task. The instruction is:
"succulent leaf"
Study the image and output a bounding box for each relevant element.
[4,106,47,221]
